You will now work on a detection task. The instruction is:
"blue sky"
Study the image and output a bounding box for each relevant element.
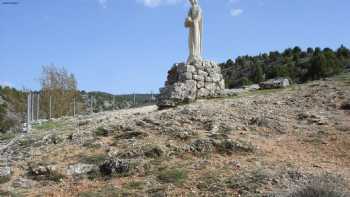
[1,0,350,93]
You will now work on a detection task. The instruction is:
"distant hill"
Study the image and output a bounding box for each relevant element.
[220,46,350,88]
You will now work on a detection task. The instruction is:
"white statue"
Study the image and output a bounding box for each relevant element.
[185,0,202,64]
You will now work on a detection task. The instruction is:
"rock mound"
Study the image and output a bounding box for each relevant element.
[157,60,225,108]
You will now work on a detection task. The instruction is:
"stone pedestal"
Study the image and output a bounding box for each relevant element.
[157,60,225,108]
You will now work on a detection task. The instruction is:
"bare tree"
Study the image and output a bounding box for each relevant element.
[40,65,80,119]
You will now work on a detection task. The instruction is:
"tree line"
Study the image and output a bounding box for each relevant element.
[220,45,350,88]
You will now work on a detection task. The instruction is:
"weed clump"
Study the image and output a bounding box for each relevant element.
[157,168,188,185]
[95,127,110,137]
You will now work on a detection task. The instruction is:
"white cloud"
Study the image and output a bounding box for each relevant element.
[230,8,243,16]
[137,0,184,8]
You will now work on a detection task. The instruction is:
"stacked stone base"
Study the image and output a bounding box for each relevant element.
[157,60,225,108]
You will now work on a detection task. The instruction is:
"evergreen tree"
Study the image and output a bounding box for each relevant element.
[253,64,264,83]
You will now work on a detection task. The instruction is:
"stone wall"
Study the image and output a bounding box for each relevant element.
[157,60,225,108]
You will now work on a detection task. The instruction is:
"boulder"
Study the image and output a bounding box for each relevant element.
[259,78,290,89]
[65,163,97,176]
[27,164,64,182]
[157,60,225,108]
[99,158,140,176]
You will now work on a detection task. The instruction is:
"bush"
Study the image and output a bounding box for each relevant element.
[95,127,110,137]
[0,132,16,141]
[157,168,188,185]
[287,174,349,197]
[79,154,107,165]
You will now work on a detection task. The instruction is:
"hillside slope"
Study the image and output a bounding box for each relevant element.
[1,73,350,196]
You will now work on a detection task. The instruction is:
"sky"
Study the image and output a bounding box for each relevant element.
[1,0,350,94]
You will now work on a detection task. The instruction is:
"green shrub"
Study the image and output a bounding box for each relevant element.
[0,132,15,141]
[157,168,188,185]
[33,121,63,130]
[94,127,109,137]
[124,181,144,190]
[79,154,106,165]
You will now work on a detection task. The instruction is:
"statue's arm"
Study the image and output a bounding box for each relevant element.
[185,9,193,27]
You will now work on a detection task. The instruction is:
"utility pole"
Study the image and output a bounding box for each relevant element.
[91,96,94,113]
[37,94,40,121]
[49,96,52,120]
[31,93,34,122]
[133,92,136,106]
[73,97,76,117]
[27,92,32,133]
[113,96,115,110]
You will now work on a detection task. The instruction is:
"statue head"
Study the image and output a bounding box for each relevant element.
[189,0,198,6]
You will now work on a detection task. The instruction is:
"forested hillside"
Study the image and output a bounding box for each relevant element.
[0,86,26,133]
[220,46,350,88]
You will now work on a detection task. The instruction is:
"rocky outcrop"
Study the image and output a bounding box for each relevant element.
[157,60,225,108]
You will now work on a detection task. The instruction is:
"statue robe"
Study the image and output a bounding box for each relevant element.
[187,5,202,64]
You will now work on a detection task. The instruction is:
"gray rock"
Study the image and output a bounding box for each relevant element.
[190,139,214,154]
[260,78,290,89]
[157,60,225,108]
[243,84,260,91]
[12,178,36,188]
[27,164,64,182]
[99,158,140,176]
[197,81,205,89]
[198,70,208,77]
[65,163,97,176]
[69,130,95,145]
[0,166,11,182]
[197,88,210,98]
